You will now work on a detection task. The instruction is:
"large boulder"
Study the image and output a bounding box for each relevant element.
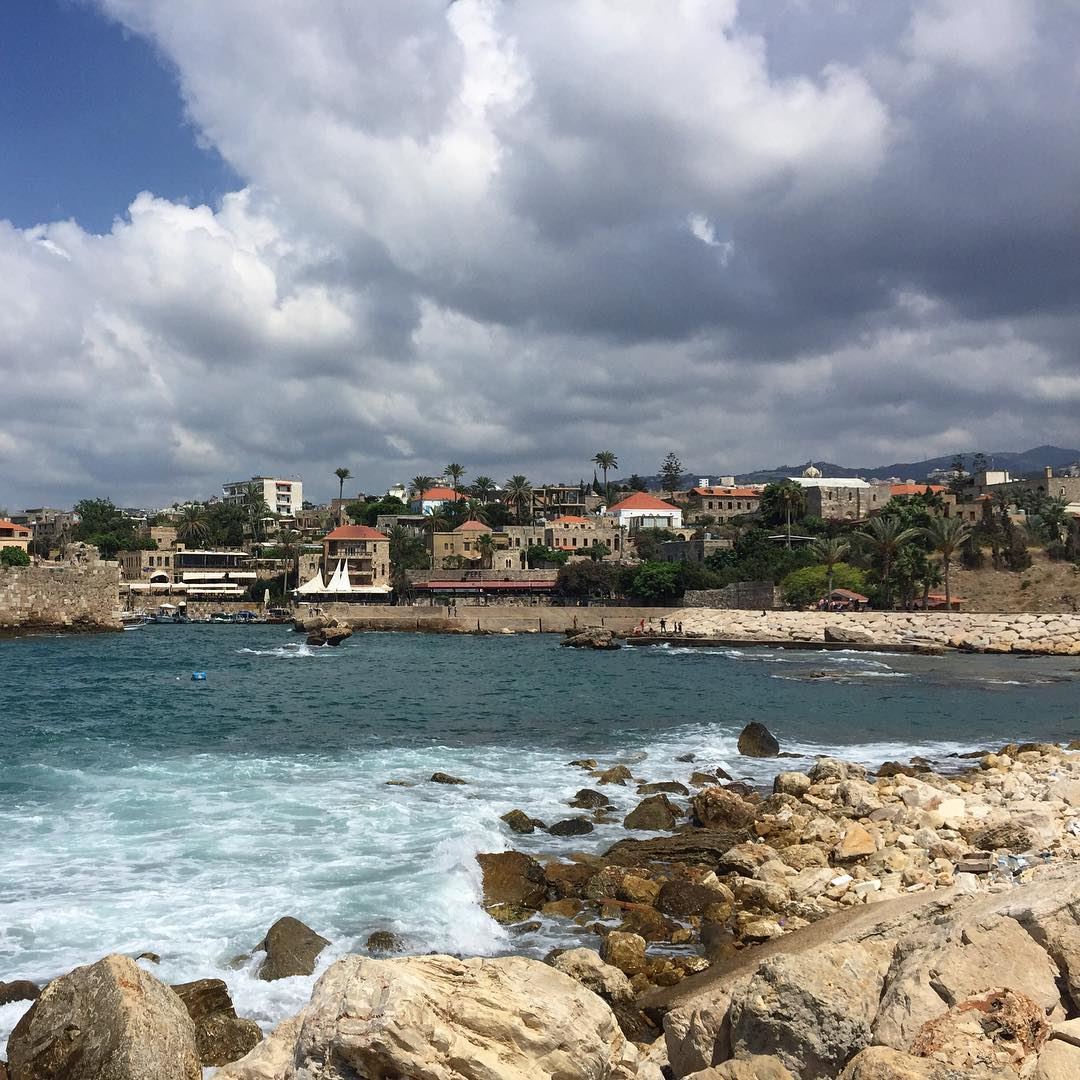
[604,829,747,867]
[170,978,262,1067]
[476,850,547,917]
[570,788,612,809]
[216,954,637,1079]
[686,1059,795,1079]
[824,625,875,644]
[0,981,39,1006]
[624,794,681,831]
[737,722,780,758]
[306,625,352,646]
[6,954,200,1080]
[839,1045,1013,1078]
[692,787,758,831]
[561,628,621,650]
[254,916,330,981]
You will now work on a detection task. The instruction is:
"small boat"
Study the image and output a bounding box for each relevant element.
[122,611,150,629]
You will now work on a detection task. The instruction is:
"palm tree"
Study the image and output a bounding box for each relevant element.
[422,508,449,568]
[471,476,496,502]
[592,451,618,501]
[504,475,533,524]
[921,517,972,610]
[176,505,210,547]
[410,475,434,511]
[461,499,490,524]
[334,467,352,502]
[475,533,496,570]
[859,516,921,609]
[809,536,850,601]
[277,528,301,593]
[386,524,415,598]
[445,463,466,496]
[243,483,272,542]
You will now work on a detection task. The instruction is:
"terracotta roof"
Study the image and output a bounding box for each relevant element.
[553,515,590,524]
[889,484,946,496]
[324,525,388,540]
[454,520,492,532]
[829,589,870,602]
[418,487,465,502]
[691,487,760,498]
[607,493,679,513]
[0,520,30,535]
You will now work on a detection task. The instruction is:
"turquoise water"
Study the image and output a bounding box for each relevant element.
[1,626,1078,1044]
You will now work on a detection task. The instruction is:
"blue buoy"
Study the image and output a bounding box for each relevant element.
[191,672,207,681]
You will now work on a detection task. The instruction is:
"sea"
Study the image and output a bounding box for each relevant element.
[2,625,1079,1051]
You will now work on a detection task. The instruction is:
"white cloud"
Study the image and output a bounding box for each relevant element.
[905,0,1036,74]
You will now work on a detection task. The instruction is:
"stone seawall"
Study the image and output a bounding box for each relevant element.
[667,607,1080,654]
[0,562,122,633]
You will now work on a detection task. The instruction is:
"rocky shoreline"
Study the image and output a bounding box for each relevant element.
[7,732,1080,1078]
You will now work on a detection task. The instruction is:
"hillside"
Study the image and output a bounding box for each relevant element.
[952,552,1080,613]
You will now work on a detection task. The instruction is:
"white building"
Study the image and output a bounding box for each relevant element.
[223,476,303,517]
[605,492,683,532]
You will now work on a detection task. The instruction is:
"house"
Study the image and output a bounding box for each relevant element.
[412,486,467,515]
[0,519,31,552]
[686,486,762,523]
[790,467,890,521]
[318,525,392,593]
[223,476,304,517]
[544,515,623,559]
[888,484,946,499]
[531,484,601,520]
[174,550,257,599]
[431,520,500,568]
[606,492,683,532]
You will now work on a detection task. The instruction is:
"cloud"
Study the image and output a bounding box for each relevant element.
[1,0,1078,509]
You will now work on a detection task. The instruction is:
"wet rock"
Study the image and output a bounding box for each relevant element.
[656,880,733,918]
[430,771,467,785]
[604,829,747,866]
[135,952,160,964]
[774,771,812,797]
[384,779,415,787]
[689,770,721,786]
[617,874,662,906]
[0,981,40,1006]
[692,787,758,831]
[624,795,681,831]
[511,920,542,935]
[569,788,611,809]
[365,930,404,953]
[7,954,200,1080]
[544,859,595,898]
[171,978,262,1067]
[568,758,598,769]
[255,916,330,981]
[617,905,679,942]
[542,898,583,918]
[501,808,536,834]
[597,765,634,785]
[675,752,697,763]
[601,931,648,976]
[877,761,919,779]
[477,850,547,911]
[738,722,780,758]
[306,625,352,647]
[638,781,690,796]
[549,817,595,836]
[824,624,876,644]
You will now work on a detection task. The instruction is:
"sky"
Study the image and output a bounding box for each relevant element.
[1,0,1078,509]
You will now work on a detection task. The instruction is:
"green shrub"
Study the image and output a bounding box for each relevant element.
[1,546,31,567]
[780,562,866,608]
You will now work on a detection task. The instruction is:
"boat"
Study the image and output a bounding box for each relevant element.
[121,610,150,629]
[265,607,292,624]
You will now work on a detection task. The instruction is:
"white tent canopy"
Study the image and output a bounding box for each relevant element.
[293,560,392,596]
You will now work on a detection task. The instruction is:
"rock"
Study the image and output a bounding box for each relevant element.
[971,823,1034,851]
[549,817,595,836]
[639,781,691,795]
[692,787,758,830]
[618,874,662,906]
[728,939,895,1079]
[656,880,734,918]
[135,952,161,964]
[0,981,40,1006]
[562,628,622,650]
[7,954,200,1080]
[624,794,681,831]
[838,779,884,817]
[306,625,352,646]
[716,842,780,876]
[838,1045,1010,1078]
[477,850,547,913]
[601,931,648,976]
[365,930,404,953]
[597,765,634,785]
[687,1059,795,1080]
[604,829,747,867]
[171,979,261,1067]
[568,758,598,769]
[235,954,636,1080]
[808,757,850,783]
[910,988,1049,1075]
[676,752,697,762]
[216,1014,305,1080]
[430,771,467,785]
[737,722,780,758]
[877,761,919,779]
[774,771,812,797]
[254,916,330,981]
[569,788,612,809]
[501,808,536,833]
[1035,1039,1080,1080]
[551,948,634,1005]
[824,624,875,644]
[834,822,877,860]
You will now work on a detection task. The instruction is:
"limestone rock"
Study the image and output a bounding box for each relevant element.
[224,953,637,1080]
[728,938,895,1079]
[834,822,877,859]
[825,625,875,644]
[737,722,780,758]
[839,1044,1012,1078]
[774,772,812,797]
[0,981,39,1006]
[216,1013,306,1080]
[693,787,757,830]
[255,916,330,981]
[7,953,200,1080]
[551,947,634,1005]
[171,979,261,1067]
[477,850,547,913]
[500,808,536,833]
[562,627,621,649]
[970,822,1034,851]
[657,880,733,918]
[625,794,681,831]
[686,1059,795,1079]
[1035,1039,1080,1080]
[597,765,634,785]
[601,931,648,976]
[808,757,850,783]
[306,625,353,646]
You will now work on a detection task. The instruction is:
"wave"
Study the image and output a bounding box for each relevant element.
[237,643,325,659]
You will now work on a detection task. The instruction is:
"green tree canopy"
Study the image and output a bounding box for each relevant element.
[781,563,866,608]
[1,546,31,567]
[659,452,685,498]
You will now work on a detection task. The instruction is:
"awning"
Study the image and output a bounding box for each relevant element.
[182,571,257,582]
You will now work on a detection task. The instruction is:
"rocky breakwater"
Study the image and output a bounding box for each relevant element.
[663,608,1080,655]
[295,616,353,647]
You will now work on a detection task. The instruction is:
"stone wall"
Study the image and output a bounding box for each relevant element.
[0,561,122,632]
[683,582,778,609]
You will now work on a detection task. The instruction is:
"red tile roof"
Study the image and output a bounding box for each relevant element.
[0,520,30,536]
[418,487,465,502]
[889,484,946,497]
[324,525,388,540]
[553,515,590,524]
[608,493,679,513]
[454,520,492,532]
[691,487,760,498]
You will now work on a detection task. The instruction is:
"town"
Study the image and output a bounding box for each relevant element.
[3,450,1080,625]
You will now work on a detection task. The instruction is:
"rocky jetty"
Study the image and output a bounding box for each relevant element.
[562,627,622,649]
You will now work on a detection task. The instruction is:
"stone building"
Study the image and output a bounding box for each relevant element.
[685,485,762,523]
[321,525,391,590]
[790,467,890,521]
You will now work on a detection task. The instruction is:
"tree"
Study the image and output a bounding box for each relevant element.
[972,452,988,475]
[809,536,851,600]
[387,524,428,599]
[949,454,967,495]
[205,502,246,547]
[628,561,684,602]
[1,546,31,567]
[445,463,466,495]
[460,499,490,524]
[588,542,611,562]
[72,498,138,559]
[334,467,352,503]
[505,475,533,524]
[781,563,866,608]
[859,516,921,609]
[176,505,210,547]
[277,528,302,592]
[633,528,678,561]
[659,452,685,499]
[410,475,434,508]
[627,474,648,492]
[921,516,972,609]
[475,533,496,570]
[556,560,620,599]
[593,451,618,501]
[471,476,496,501]
[243,483,272,542]
[526,543,568,568]
[759,481,807,546]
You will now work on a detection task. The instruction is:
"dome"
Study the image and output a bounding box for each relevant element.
[802,463,822,478]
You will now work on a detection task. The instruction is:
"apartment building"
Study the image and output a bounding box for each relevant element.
[223,476,303,517]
